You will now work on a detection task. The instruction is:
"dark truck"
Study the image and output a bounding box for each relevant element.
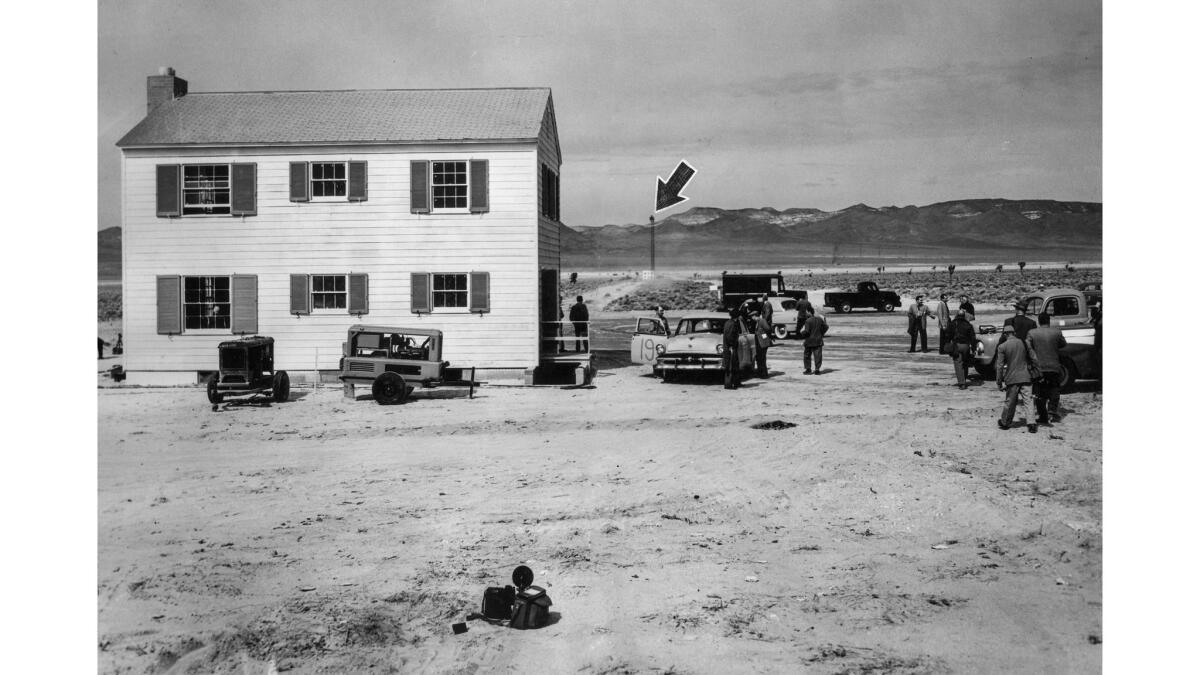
[823,281,902,313]
[719,271,807,310]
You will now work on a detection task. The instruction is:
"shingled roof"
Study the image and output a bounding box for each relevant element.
[117,87,553,147]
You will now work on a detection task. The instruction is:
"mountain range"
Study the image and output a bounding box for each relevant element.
[97,198,1102,279]
[561,199,1101,268]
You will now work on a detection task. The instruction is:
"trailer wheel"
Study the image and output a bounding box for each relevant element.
[772,324,788,340]
[839,302,853,314]
[206,377,223,404]
[272,370,290,402]
[372,372,408,405]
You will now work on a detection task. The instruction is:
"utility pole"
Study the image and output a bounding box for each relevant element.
[649,214,656,272]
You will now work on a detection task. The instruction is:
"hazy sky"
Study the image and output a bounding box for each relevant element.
[98,0,1101,229]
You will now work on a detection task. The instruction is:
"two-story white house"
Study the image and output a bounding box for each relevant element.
[116,68,576,386]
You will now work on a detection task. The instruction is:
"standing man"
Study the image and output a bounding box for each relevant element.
[933,293,952,353]
[906,295,933,352]
[958,295,976,322]
[569,295,589,352]
[995,325,1039,432]
[1002,301,1038,340]
[794,295,815,335]
[948,309,976,389]
[799,307,828,375]
[722,308,742,390]
[752,309,772,378]
[758,294,773,326]
[1028,313,1067,424]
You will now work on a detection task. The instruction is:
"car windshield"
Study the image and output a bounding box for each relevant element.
[677,318,727,336]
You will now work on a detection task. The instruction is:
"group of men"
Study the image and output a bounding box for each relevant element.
[722,294,828,390]
[907,292,1068,432]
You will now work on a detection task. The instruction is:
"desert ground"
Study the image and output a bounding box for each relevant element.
[98,277,1101,674]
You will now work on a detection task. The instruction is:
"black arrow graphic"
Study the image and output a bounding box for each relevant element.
[655,160,696,212]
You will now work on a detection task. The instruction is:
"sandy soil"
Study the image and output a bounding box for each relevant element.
[98,301,1101,674]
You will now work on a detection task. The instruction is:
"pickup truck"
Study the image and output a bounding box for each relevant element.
[823,281,902,313]
[973,287,1100,387]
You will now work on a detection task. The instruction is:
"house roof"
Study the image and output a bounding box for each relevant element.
[117,87,553,147]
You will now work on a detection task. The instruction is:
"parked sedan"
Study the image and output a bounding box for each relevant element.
[630,313,756,382]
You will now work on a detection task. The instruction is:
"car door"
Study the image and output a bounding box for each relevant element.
[630,317,669,364]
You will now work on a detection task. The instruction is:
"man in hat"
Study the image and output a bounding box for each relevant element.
[906,295,933,352]
[569,295,589,352]
[1027,312,1067,424]
[1002,300,1038,341]
[995,324,1039,432]
[947,308,976,389]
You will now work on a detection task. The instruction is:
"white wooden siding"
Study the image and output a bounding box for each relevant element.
[121,143,543,374]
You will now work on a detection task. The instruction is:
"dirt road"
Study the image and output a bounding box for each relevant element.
[98,307,1101,673]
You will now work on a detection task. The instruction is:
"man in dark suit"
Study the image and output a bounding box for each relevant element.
[722,309,742,390]
[569,295,589,352]
[799,307,829,374]
[948,309,976,389]
[1002,301,1038,340]
[1027,313,1068,424]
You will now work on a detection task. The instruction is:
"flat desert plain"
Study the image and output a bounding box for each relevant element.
[98,302,1101,674]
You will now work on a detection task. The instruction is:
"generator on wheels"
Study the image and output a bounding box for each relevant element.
[206,336,290,409]
[338,325,478,405]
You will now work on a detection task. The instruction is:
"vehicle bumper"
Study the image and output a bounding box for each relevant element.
[655,357,723,373]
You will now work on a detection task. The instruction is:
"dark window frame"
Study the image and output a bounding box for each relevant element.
[181,164,231,216]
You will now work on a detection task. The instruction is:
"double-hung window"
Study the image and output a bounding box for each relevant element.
[432,273,469,308]
[183,276,231,329]
[311,162,347,198]
[182,165,231,215]
[311,274,348,310]
[431,161,468,209]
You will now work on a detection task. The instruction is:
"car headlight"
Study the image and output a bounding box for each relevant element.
[716,344,725,354]
[655,343,666,355]
[974,341,983,355]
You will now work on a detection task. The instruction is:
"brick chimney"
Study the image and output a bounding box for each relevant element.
[146,66,188,114]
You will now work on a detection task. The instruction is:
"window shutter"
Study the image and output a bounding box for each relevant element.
[289,162,310,202]
[553,171,561,221]
[290,274,311,315]
[231,275,258,334]
[156,165,180,217]
[156,275,181,334]
[410,160,430,213]
[348,161,367,202]
[410,273,431,313]
[469,271,491,313]
[231,163,257,216]
[349,274,369,315]
[469,159,489,213]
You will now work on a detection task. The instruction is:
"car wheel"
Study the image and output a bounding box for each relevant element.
[975,363,996,380]
[272,370,290,402]
[206,377,223,404]
[772,324,788,340]
[840,302,853,314]
[372,372,408,405]
[1058,359,1077,390]
[881,302,895,312]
